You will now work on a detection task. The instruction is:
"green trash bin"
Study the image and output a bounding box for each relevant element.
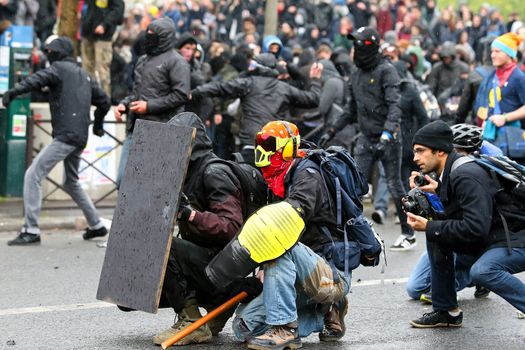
[0,26,33,197]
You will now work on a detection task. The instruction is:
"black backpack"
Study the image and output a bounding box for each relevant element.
[452,154,525,253]
[207,154,268,219]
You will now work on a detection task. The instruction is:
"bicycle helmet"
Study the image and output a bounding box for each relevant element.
[451,123,483,151]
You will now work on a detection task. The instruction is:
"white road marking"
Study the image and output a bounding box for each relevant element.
[0,302,114,316]
[0,278,410,316]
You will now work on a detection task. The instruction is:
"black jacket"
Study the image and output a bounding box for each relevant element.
[284,158,338,253]
[400,81,429,160]
[426,151,525,254]
[8,38,110,148]
[192,68,321,146]
[121,18,191,132]
[334,59,401,137]
[169,113,243,249]
[81,0,124,41]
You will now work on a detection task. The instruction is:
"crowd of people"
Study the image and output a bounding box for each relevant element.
[2,0,525,349]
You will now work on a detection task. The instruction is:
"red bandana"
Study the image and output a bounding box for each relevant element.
[495,61,517,87]
[260,152,293,198]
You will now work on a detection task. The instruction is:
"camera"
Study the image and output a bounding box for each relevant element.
[402,172,443,219]
[413,171,438,187]
[402,188,437,219]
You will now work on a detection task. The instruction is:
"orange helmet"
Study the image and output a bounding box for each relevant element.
[254,121,302,167]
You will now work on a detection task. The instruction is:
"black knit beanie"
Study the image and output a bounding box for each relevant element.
[412,120,453,153]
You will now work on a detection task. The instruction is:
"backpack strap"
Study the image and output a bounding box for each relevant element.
[487,168,514,255]
[319,226,343,284]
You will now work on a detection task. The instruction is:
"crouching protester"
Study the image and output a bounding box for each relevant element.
[406,120,525,328]
[231,121,351,350]
[150,113,262,346]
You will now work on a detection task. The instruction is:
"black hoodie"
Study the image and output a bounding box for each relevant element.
[120,18,191,132]
[8,37,110,148]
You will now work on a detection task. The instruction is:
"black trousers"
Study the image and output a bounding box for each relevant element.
[161,238,227,312]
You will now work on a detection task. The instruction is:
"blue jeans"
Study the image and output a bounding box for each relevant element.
[406,252,475,300]
[232,243,350,340]
[116,133,133,188]
[470,247,525,313]
[373,163,389,214]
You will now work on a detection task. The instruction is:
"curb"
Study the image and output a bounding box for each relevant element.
[0,218,77,233]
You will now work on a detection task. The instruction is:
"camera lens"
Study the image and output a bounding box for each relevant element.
[414,174,428,187]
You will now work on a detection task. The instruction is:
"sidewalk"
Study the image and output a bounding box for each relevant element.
[0,198,115,233]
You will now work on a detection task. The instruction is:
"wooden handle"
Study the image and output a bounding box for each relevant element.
[161,291,248,349]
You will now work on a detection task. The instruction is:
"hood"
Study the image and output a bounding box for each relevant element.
[263,35,283,55]
[439,41,456,59]
[147,17,176,54]
[250,53,279,77]
[319,59,341,82]
[175,32,198,50]
[45,37,74,61]
[254,53,277,69]
[167,112,213,166]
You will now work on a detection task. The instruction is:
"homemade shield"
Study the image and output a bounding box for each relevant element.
[96,119,194,313]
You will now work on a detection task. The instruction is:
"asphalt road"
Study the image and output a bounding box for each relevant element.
[1,210,524,350]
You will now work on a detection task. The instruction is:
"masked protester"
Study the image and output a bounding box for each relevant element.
[2,37,111,246]
[150,113,263,346]
[232,121,350,350]
[319,27,415,251]
[114,17,190,187]
[190,53,322,165]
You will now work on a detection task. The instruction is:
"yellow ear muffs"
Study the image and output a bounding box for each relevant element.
[281,121,298,161]
[282,139,295,161]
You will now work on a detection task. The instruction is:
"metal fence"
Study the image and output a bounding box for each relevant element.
[27,116,124,209]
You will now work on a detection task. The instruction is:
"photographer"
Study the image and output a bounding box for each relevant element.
[405,124,499,302]
[406,120,525,328]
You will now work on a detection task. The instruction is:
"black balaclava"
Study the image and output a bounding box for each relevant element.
[144,17,176,56]
[144,32,160,55]
[45,37,74,64]
[354,41,381,71]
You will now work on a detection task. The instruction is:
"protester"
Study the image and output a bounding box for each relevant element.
[232,121,350,350]
[320,27,415,251]
[190,53,322,164]
[2,37,111,245]
[80,0,125,96]
[151,112,262,346]
[114,17,190,186]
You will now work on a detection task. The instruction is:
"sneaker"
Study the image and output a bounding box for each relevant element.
[371,210,386,225]
[390,235,417,251]
[247,324,302,350]
[474,285,490,299]
[419,293,432,304]
[410,310,463,328]
[319,296,348,342]
[7,232,41,246]
[82,226,108,240]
